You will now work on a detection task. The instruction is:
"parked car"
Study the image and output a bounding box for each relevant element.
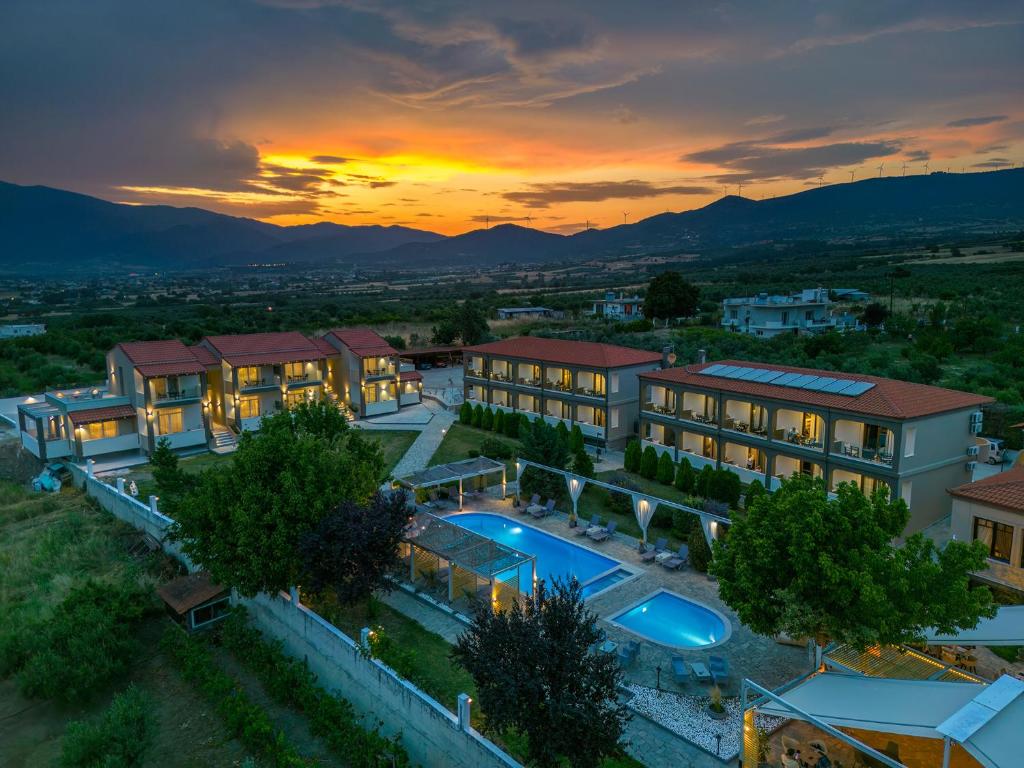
[984,438,1006,465]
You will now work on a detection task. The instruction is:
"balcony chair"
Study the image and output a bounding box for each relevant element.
[524,494,543,515]
[531,498,556,518]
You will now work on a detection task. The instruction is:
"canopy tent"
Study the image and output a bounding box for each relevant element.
[938,676,1024,768]
[925,605,1024,647]
[395,456,507,510]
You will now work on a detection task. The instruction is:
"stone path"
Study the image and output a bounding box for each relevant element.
[380,588,465,644]
[388,399,457,479]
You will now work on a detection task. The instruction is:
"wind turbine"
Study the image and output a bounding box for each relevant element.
[901,162,907,177]
[737,183,743,198]
[924,161,929,175]
[817,175,824,188]
[877,163,884,177]
[525,215,532,228]
[622,212,629,226]
[585,219,592,231]
[849,169,856,183]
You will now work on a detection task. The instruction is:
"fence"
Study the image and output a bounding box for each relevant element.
[68,460,520,768]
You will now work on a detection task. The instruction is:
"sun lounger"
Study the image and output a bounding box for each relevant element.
[531,498,555,518]
[575,514,600,535]
[671,655,688,684]
[640,537,668,562]
[709,654,730,685]
[617,640,640,666]
[588,519,617,542]
[524,494,542,515]
[660,544,689,570]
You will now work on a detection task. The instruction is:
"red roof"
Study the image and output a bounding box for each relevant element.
[949,468,1024,514]
[117,340,205,377]
[310,337,337,356]
[324,328,398,358]
[465,337,663,369]
[157,571,229,614]
[68,404,137,425]
[200,332,325,367]
[640,360,992,421]
[399,370,423,381]
[188,344,220,368]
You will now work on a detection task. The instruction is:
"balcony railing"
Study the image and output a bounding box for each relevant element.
[239,377,278,392]
[722,416,769,437]
[681,409,718,426]
[517,377,542,387]
[644,402,677,416]
[466,368,487,379]
[773,429,825,450]
[573,387,606,399]
[490,372,513,383]
[152,386,202,404]
[833,441,894,466]
[363,368,394,378]
[546,381,574,392]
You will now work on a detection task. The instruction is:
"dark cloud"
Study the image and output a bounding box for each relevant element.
[905,149,931,161]
[764,126,836,144]
[260,163,331,193]
[369,180,397,188]
[946,115,1007,128]
[683,139,903,182]
[973,158,1012,168]
[308,155,349,164]
[502,180,715,208]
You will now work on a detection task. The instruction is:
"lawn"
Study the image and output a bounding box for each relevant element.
[428,422,522,475]
[117,450,235,498]
[361,429,419,475]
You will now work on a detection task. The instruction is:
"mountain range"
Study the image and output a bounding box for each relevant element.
[2,169,1022,273]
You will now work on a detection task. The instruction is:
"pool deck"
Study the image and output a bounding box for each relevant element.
[419,494,811,767]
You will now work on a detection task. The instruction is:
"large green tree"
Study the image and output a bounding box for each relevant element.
[452,579,628,768]
[712,475,995,654]
[170,404,384,596]
[643,271,700,323]
[519,419,570,502]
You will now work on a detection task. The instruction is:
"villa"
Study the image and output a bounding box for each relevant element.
[948,467,1024,594]
[639,360,993,531]
[463,336,663,448]
[322,327,422,417]
[589,291,645,320]
[721,287,840,337]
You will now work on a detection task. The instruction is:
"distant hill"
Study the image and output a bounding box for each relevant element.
[2,169,1022,272]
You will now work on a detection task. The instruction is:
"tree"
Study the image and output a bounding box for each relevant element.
[459,401,473,425]
[171,408,385,596]
[382,334,406,350]
[656,452,675,485]
[472,404,483,427]
[571,448,595,479]
[623,439,642,473]
[503,412,519,438]
[643,271,700,323]
[60,685,153,767]
[520,419,570,502]
[289,398,351,441]
[555,420,570,448]
[569,424,585,454]
[481,407,494,431]
[674,458,694,493]
[695,465,714,497]
[493,410,505,433]
[712,474,995,655]
[743,479,767,509]
[298,490,410,607]
[639,445,658,479]
[452,579,628,768]
[861,302,889,328]
[150,437,186,507]
[688,525,712,573]
[455,300,490,346]
[707,469,742,508]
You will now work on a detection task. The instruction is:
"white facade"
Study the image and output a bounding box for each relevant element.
[0,323,45,338]
[590,291,644,320]
[721,288,839,337]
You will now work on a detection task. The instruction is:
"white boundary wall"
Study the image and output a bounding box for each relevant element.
[68,461,520,768]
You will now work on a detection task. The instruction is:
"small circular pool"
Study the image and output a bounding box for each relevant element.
[609,589,731,649]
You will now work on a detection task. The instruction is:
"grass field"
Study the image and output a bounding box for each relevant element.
[362,429,420,475]
[428,422,521,475]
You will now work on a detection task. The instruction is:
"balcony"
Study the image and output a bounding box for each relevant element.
[517,377,542,388]
[466,368,487,380]
[157,428,207,450]
[721,461,768,485]
[490,372,514,384]
[362,367,394,381]
[833,442,894,467]
[152,386,203,405]
[576,422,605,439]
[677,448,716,471]
[573,386,606,400]
[285,373,322,388]
[239,376,278,393]
[680,409,718,427]
[81,432,140,457]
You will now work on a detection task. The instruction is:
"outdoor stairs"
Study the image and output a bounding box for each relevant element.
[211,427,238,453]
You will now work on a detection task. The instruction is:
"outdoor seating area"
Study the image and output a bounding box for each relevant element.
[395,456,508,511]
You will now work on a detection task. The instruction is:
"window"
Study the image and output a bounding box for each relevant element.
[610,373,619,394]
[157,408,183,435]
[238,366,260,387]
[285,362,304,381]
[610,407,620,429]
[85,420,118,439]
[974,517,1013,562]
[364,384,379,404]
[238,396,260,419]
[903,426,917,458]
[900,480,912,508]
[190,597,230,629]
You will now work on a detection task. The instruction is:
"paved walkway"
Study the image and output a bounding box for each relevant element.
[388,400,456,479]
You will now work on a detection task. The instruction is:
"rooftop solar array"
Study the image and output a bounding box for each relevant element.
[698,364,875,397]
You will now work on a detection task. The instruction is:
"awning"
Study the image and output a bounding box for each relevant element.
[925,605,1024,646]
[68,404,137,425]
[756,673,981,739]
[937,675,1024,768]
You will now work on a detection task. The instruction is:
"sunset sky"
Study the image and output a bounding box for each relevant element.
[2,1,1022,234]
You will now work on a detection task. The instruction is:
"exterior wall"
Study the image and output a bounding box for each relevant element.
[950,497,1024,593]
[80,431,140,457]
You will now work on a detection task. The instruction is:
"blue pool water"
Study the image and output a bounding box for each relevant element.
[610,590,730,648]
[448,512,622,596]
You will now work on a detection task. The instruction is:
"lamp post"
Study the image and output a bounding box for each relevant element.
[656,665,662,692]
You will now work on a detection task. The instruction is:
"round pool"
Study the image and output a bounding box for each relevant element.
[609,589,731,649]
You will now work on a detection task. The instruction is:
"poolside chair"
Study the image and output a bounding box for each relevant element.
[524,494,542,515]
[708,655,730,685]
[660,544,689,570]
[531,498,556,518]
[575,514,600,535]
[640,537,668,562]
[588,519,617,542]
[671,655,688,685]
[617,640,640,667]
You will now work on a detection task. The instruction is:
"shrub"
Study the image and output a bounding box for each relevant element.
[744,479,767,509]
[519,414,531,435]
[674,458,694,493]
[459,401,472,425]
[480,437,513,460]
[493,410,505,433]
[703,498,730,517]
[472,404,483,427]
[503,412,519,438]
[607,479,636,518]
[555,421,570,447]
[60,685,153,767]
[688,525,712,573]
[569,425,585,454]
[571,448,595,479]
[650,505,674,529]
[671,509,698,539]
[639,445,658,479]
[707,469,742,508]
[695,465,715,497]
[623,440,641,473]
[656,452,675,485]
[481,407,494,430]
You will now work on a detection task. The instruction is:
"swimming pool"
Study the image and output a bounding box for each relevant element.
[448,512,629,597]
[609,589,731,649]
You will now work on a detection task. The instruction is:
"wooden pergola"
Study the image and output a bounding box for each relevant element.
[394,456,507,509]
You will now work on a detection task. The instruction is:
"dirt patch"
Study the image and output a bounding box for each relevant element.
[0,436,43,484]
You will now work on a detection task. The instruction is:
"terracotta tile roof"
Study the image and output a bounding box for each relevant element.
[949,468,1024,514]
[640,359,992,421]
[465,337,663,369]
[201,332,325,367]
[157,571,229,615]
[68,404,137,425]
[117,340,206,377]
[310,337,337,356]
[324,328,398,357]
[188,344,220,368]
[399,370,423,381]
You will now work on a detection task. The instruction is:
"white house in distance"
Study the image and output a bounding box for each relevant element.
[590,291,644,320]
[496,306,563,320]
[0,323,45,338]
[721,287,840,338]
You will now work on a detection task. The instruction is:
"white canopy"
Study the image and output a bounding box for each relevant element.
[756,673,981,739]
[925,605,1024,646]
[937,675,1024,768]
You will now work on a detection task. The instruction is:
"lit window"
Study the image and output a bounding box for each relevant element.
[285,362,304,381]
[239,396,260,419]
[86,420,118,439]
[974,517,1013,563]
[238,366,260,387]
[157,408,183,435]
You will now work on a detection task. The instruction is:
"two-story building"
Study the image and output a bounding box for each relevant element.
[18,387,141,462]
[639,360,993,531]
[322,328,414,418]
[721,288,837,337]
[590,291,644,320]
[197,332,327,432]
[463,337,663,448]
[948,468,1024,595]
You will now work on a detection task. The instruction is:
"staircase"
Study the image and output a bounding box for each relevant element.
[211,427,237,453]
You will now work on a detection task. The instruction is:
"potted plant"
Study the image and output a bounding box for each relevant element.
[707,685,727,720]
[755,725,771,767]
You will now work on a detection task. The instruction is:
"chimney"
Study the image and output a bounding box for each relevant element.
[697,348,707,365]
[661,345,675,369]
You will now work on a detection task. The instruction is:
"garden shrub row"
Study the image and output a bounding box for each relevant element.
[60,684,154,767]
[219,609,410,768]
[160,625,307,768]
[459,401,525,440]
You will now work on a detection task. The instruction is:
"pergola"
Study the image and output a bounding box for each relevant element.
[404,509,535,612]
[395,456,507,510]
[512,458,731,546]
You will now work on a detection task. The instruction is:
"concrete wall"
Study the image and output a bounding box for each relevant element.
[67,461,519,768]
[950,497,1024,593]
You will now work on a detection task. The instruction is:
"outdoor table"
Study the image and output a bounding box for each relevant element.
[655,551,674,564]
[690,661,711,683]
[599,640,618,655]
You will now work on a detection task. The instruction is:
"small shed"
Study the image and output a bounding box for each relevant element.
[157,571,231,632]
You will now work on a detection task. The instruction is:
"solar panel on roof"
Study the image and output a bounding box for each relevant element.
[838,381,875,396]
[699,366,875,398]
[723,366,756,379]
[754,369,786,383]
[772,372,802,386]
[714,365,740,376]
[736,368,765,380]
[802,377,837,391]
[701,363,726,375]
[820,379,855,393]
[787,374,818,388]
